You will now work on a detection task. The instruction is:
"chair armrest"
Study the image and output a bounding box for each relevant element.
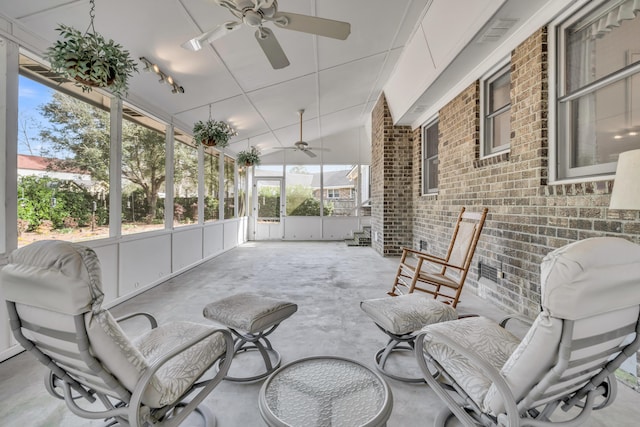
[128,328,234,427]
[114,312,158,329]
[415,254,464,271]
[499,314,533,329]
[402,247,447,262]
[415,328,521,427]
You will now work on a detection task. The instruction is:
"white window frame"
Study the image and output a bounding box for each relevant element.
[550,0,640,182]
[480,61,511,158]
[422,117,439,195]
[327,188,339,199]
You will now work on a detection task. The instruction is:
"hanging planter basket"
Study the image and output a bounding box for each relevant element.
[192,118,236,148]
[237,146,261,166]
[45,1,138,98]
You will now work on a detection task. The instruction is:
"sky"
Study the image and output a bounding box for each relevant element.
[17,75,53,156]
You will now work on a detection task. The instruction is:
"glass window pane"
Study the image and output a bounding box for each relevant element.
[18,68,111,247]
[423,120,439,194]
[121,109,166,235]
[323,165,357,217]
[492,110,511,150]
[490,72,511,112]
[224,156,235,219]
[565,1,640,93]
[204,150,220,222]
[238,167,247,217]
[173,131,198,227]
[286,165,321,216]
[568,79,640,168]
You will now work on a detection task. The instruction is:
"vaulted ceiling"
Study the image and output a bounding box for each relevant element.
[0,0,561,162]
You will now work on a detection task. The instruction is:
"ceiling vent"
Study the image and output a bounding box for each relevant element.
[477,19,518,43]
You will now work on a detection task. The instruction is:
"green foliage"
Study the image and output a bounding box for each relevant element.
[289,197,332,216]
[285,185,317,216]
[17,176,102,231]
[237,146,261,166]
[46,24,138,98]
[192,119,236,147]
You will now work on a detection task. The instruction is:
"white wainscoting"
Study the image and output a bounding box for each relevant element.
[0,218,247,362]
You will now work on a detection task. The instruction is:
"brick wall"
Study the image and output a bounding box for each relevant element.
[371,95,414,256]
[406,27,640,320]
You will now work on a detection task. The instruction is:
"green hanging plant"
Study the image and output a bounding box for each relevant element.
[45,1,138,98]
[237,146,261,166]
[192,118,237,148]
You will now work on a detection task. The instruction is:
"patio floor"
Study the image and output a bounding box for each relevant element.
[0,241,638,426]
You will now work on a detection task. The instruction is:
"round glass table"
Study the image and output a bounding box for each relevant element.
[259,356,393,427]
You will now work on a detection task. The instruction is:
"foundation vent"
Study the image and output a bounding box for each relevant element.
[478,261,498,282]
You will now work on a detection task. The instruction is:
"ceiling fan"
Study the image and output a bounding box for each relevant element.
[273,109,328,158]
[182,0,351,69]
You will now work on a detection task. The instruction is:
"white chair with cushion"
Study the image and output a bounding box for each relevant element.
[0,240,234,427]
[415,237,640,426]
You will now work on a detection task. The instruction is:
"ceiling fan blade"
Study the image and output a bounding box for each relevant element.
[303,149,317,158]
[182,22,241,51]
[270,12,351,40]
[254,27,290,69]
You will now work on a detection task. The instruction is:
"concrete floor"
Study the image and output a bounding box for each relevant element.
[0,241,639,426]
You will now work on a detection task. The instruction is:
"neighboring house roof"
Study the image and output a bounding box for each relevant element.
[17,154,87,175]
[311,170,353,188]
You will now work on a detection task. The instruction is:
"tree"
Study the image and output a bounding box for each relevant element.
[121,121,166,222]
[39,91,169,222]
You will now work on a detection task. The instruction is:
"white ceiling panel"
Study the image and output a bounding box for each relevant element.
[247,74,319,131]
[319,52,386,115]
[421,0,504,69]
[1,0,554,156]
[315,0,412,70]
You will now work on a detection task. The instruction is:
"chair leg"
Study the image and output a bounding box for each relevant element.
[218,325,283,382]
[373,328,427,383]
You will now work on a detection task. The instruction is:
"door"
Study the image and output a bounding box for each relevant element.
[253,178,283,240]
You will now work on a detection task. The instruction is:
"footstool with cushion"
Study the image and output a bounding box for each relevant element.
[360,293,458,382]
[203,292,298,382]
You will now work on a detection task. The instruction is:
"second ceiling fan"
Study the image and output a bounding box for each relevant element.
[274,109,328,158]
[182,0,351,69]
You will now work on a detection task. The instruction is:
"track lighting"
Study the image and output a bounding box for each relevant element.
[139,57,184,94]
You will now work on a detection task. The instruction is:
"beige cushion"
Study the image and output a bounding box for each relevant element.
[360,294,457,335]
[1,241,103,315]
[541,237,640,320]
[203,293,297,333]
[421,316,520,408]
[87,309,226,408]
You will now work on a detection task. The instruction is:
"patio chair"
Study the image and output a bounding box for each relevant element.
[0,240,234,427]
[389,206,488,307]
[415,237,640,427]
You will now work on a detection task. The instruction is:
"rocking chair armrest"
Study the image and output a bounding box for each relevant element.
[128,328,234,427]
[402,247,447,262]
[415,254,464,271]
[114,312,158,329]
[415,328,521,427]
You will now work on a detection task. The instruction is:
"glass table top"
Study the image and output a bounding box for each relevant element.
[259,356,393,427]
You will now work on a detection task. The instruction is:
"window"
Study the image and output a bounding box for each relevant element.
[121,106,167,235]
[204,150,220,222]
[173,129,198,227]
[323,165,357,216]
[482,64,511,156]
[556,0,640,179]
[18,55,111,246]
[422,119,439,194]
[285,165,321,216]
[223,156,235,219]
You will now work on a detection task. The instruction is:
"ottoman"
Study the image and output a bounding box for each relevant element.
[360,293,457,382]
[204,292,298,382]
